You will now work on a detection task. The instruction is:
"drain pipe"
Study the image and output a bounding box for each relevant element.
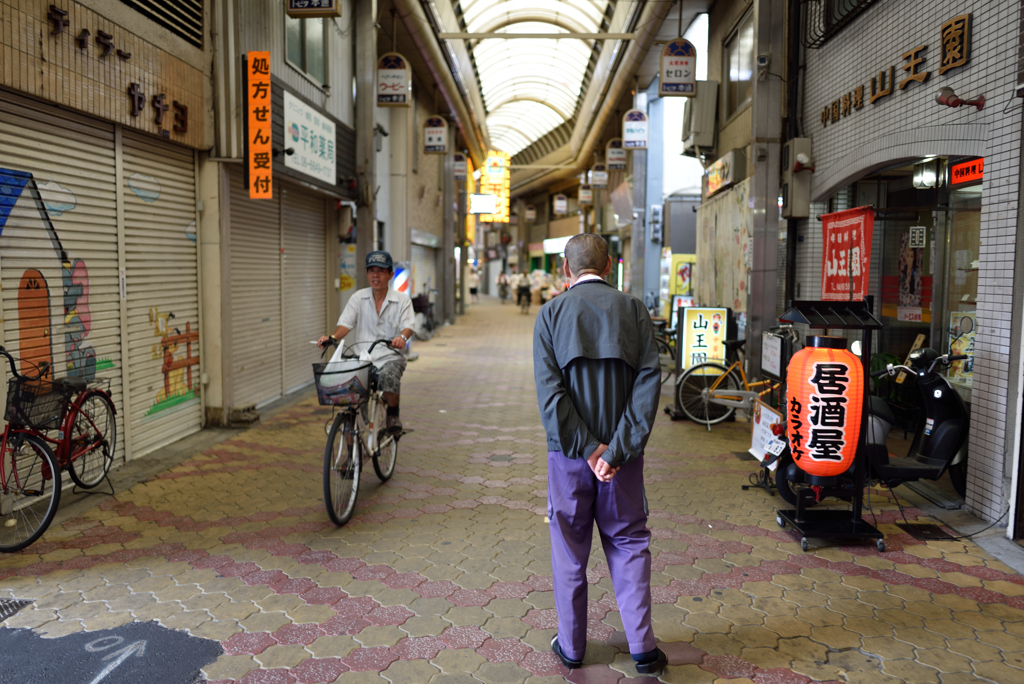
[511,0,672,197]
[784,0,802,305]
[393,0,487,168]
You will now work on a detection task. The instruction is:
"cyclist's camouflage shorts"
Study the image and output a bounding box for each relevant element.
[376,360,404,394]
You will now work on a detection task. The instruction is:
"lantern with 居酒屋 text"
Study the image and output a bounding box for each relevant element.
[786,336,863,478]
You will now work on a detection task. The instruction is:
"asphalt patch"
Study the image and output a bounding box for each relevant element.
[0,620,222,684]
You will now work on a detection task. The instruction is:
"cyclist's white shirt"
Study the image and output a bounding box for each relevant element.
[338,287,415,368]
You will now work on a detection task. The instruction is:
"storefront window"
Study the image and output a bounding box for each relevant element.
[286,16,327,85]
[723,11,754,120]
[943,183,981,394]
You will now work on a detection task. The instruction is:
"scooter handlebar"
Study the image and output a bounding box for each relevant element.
[948,355,969,361]
[870,367,890,378]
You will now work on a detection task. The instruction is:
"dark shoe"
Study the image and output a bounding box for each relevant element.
[385,415,403,435]
[634,648,667,676]
[551,635,583,669]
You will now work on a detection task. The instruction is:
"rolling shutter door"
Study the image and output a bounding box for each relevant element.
[122,131,201,457]
[0,94,126,465]
[411,244,437,296]
[228,166,283,407]
[281,185,326,393]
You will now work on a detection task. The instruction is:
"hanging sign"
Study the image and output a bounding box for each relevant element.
[424,116,448,154]
[377,52,411,106]
[623,109,649,149]
[283,91,336,184]
[525,204,537,222]
[589,163,608,189]
[821,206,875,301]
[787,336,864,478]
[681,307,728,370]
[553,194,568,215]
[950,158,984,185]
[453,153,467,180]
[579,185,593,205]
[480,151,511,223]
[244,51,273,200]
[606,138,627,170]
[286,0,341,18]
[659,38,697,97]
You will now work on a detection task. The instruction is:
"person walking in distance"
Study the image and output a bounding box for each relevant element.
[468,268,480,304]
[515,269,532,313]
[318,251,413,434]
[533,233,666,675]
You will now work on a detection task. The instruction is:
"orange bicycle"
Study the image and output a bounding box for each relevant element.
[675,339,782,429]
[1,347,116,552]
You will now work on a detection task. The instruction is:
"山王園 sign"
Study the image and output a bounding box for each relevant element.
[821,206,874,301]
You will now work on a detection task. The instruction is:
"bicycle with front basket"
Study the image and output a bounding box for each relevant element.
[314,339,399,526]
[1,347,117,552]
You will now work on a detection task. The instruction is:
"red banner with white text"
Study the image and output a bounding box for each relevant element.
[821,206,874,301]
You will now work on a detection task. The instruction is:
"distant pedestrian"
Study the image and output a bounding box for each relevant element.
[468,268,480,303]
[497,271,510,304]
[533,233,665,675]
[514,270,532,313]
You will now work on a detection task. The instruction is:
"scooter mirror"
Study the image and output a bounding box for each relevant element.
[959,315,974,335]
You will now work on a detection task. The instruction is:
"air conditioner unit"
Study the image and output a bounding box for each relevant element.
[682,81,719,157]
[780,138,813,218]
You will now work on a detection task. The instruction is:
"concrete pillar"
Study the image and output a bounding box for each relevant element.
[198,155,227,426]
[445,147,459,322]
[355,0,377,289]
[389,105,410,265]
[630,149,647,300]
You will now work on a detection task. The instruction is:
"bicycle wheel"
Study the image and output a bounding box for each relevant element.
[323,414,360,526]
[0,433,61,553]
[369,398,398,481]
[68,391,117,489]
[676,363,739,425]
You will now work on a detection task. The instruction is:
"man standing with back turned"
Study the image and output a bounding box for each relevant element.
[533,234,665,675]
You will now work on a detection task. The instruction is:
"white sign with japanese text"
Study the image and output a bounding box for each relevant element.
[377,52,411,106]
[553,194,568,215]
[622,109,648,149]
[749,400,783,471]
[283,91,336,185]
[424,116,447,154]
[453,153,467,180]
[659,39,697,97]
[606,139,627,170]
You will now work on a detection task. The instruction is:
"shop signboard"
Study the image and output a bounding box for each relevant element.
[453,153,467,180]
[749,400,783,471]
[528,242,545,258]
[897,307,923,322]
[589,163,608,189]
[760,332,784,380]
[909,225,926,249]
[424,116,447,154]
[680,307,728,371]
[339,243,357,292]
[951,158,984,185]
[670,253,695,295]
[622,109,648,149]
[821,206,874,301]
[668,295,696,328]
[525,204,537,222]
[606,138,627,170]
[283,92,336,184]
[659,38,697,97]
[480,151,511,223]
[286,0,341,18]
[579,184,593,205]
[553,194,568,215]
[244,51,273,199]
[377,53,411,106]
[948,312,975,385]
[704,151,736,197]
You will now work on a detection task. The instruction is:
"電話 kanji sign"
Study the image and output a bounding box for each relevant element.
[821,206,874,301]
[245,51,273,199]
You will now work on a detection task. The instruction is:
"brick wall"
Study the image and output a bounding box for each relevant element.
[790,0,1022,521]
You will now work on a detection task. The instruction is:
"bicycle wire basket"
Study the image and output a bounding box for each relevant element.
[313,359,372,407]
[4,376,68,431]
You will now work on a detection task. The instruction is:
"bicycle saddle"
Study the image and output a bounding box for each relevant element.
[723,339,746,350]
[56,376,87,392]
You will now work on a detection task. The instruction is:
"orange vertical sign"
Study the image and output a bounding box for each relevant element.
[245,51,273,199]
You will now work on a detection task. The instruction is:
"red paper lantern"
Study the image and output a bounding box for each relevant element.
[786,336,863,477]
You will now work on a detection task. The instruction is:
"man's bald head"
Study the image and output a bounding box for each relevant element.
[564,234,609,276]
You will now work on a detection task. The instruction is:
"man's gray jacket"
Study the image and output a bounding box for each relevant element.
[533,279,661,468]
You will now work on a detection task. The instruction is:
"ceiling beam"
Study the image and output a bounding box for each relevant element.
[439,33,635,40]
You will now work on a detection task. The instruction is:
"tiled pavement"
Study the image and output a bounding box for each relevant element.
[3,298,1024,683]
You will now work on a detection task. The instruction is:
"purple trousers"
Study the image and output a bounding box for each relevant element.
[547,451,655,660]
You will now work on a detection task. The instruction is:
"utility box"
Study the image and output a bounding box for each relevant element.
[682,81,719,157]
[781,137,812,218]
[649,205,663,243]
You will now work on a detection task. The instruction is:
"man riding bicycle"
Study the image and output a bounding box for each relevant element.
[318,251,414,434]
[513,270,532,312]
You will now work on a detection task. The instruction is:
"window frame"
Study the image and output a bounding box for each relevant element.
[284,12,329,88]
[721,9,754,124]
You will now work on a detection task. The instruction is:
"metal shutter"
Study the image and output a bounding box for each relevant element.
[122,130,202,457]
[411,245,437,296]
[228,166,283,407]
[281,185,326,393]
[0,94,126,465]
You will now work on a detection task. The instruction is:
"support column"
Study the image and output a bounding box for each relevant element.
[630,149,647,300]
[355,0,377,289]
[444,147,457,323]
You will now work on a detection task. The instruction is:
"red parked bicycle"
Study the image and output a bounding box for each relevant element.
[0,346,117,552]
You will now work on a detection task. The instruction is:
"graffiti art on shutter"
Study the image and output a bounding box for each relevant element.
[146,307,200,416]
[0,168,111,379]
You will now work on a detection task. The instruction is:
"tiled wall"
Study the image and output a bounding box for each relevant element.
[790,0,1022,521]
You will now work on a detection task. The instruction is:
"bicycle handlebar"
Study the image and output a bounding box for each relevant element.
[0,346,50,381]
[320,338,395,360]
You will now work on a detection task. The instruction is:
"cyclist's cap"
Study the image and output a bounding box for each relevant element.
[366,251,393,269]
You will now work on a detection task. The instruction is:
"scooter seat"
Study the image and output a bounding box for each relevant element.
[869,396,895,425]
[875,457,945,482]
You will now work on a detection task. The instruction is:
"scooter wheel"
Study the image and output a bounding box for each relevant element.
[877,539,886,553]
[800,538,809,552]
[776,514,786,528]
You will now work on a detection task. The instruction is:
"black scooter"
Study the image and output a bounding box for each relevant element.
[775,348,970,505]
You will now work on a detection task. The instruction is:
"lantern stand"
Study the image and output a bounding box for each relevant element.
[774,299,885,552]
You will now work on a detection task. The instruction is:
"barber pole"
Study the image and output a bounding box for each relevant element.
[393,266,410,294]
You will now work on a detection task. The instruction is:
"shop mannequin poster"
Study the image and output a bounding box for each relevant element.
[821,206,874,301]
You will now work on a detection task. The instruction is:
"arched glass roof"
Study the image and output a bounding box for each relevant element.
[456,1,611,156]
